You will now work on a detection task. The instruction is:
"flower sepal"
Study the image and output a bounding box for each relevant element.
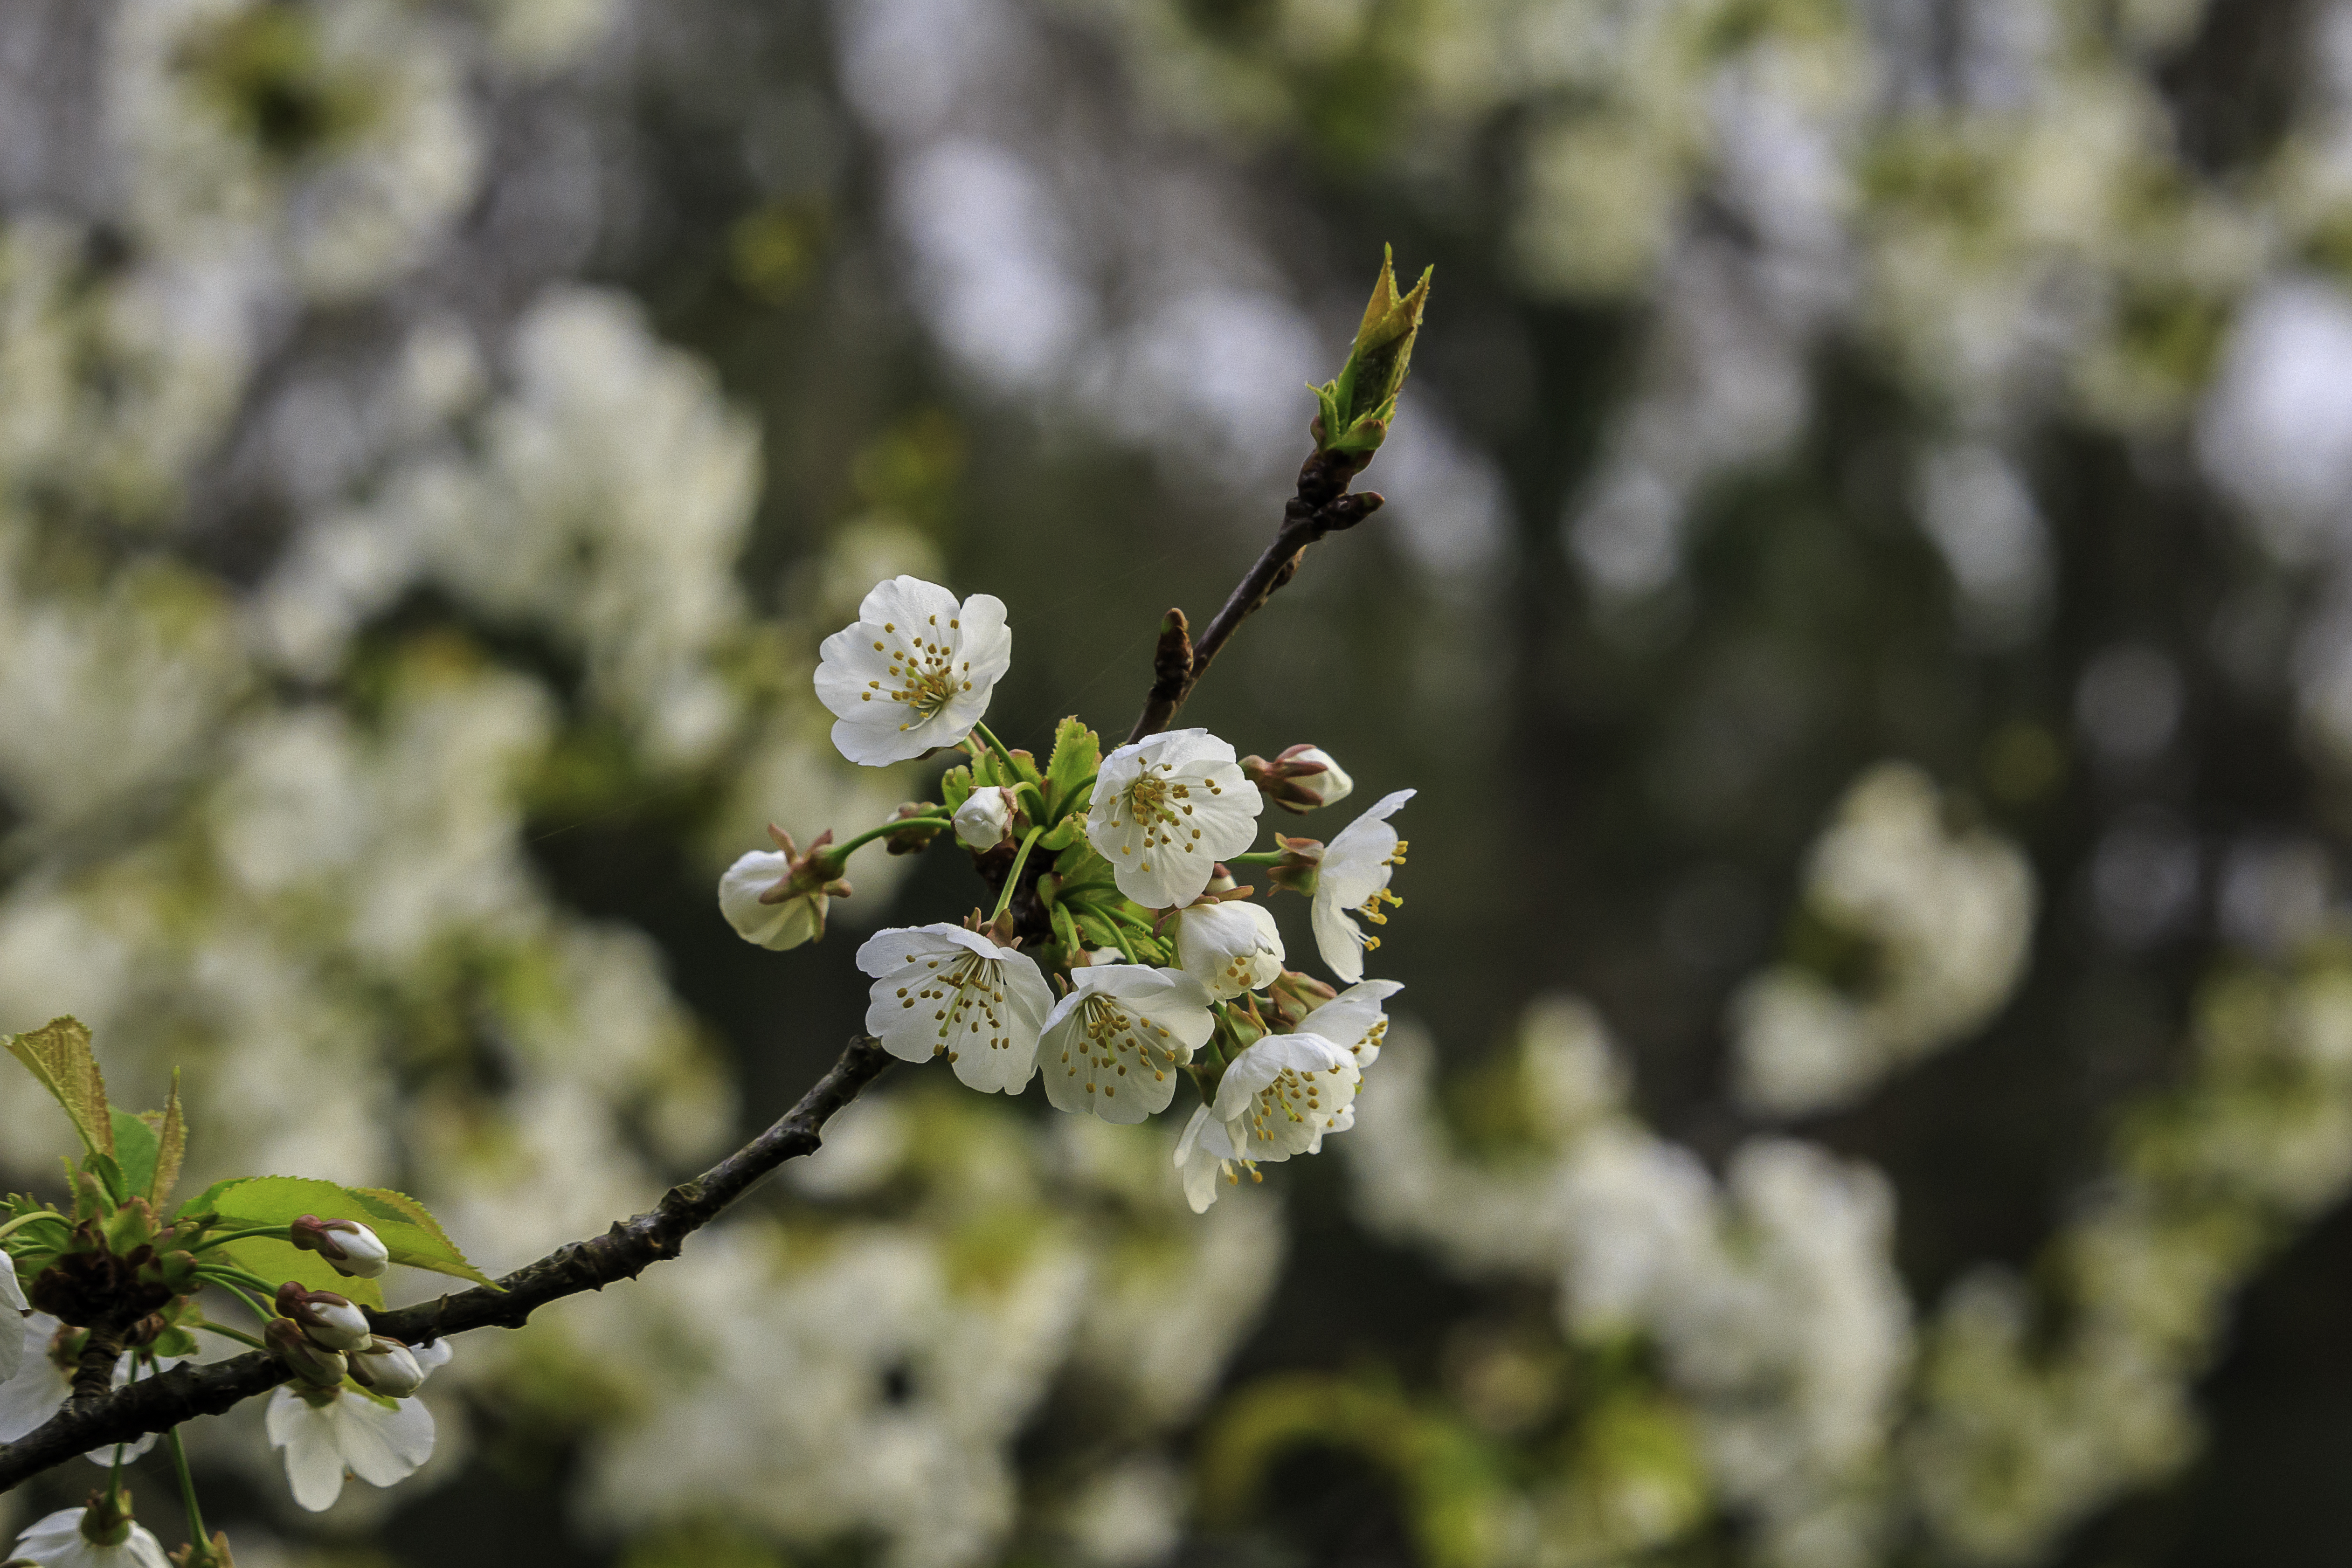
[1265,835,1326,897]
[717,824,853,952]
[171,1531,237,1568]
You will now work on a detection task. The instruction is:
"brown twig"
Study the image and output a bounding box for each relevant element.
[1126,446,1384,743]
[0,1035,893,1493]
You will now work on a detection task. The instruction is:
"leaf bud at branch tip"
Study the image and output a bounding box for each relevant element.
[264,1317,350,1387]
[1313,245,1432,457]
[1243,745,1354,813]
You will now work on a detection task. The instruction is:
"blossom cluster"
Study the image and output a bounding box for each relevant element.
[720,574,1416,1211]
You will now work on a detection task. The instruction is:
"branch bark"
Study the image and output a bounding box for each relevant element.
[0,1035,893,1493]
[1126,445,1384,743]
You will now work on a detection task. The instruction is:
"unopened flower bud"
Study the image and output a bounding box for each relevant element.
[1266,835,1325,897]
[953,786,1016,850]
[265,1318,348,1387]
[275,1282,373,1351]
[884,802,946,855]
[1242,745,1355,814]
[718,825,851,951]
[1268,968,1340,1029]
[1204,863,1239,896]
[348,1336,428,1398]
[290,1216,390,1279]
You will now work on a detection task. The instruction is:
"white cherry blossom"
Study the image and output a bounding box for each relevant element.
[813,576,1011,765]
[858,923,1055,1094]
[10,1506,170,1568]
[1172,898,1285,999]
[953,785,1015,850]
[718,849,824,950]
[1310,789,1414,983]
[265,1382,440,1512]
[1174,1103,1247,1213]
[1085,729,1262,909]
[1039,964,1216,1123]
[0,1315,181,1465]
[1212,1031,1361,1161]
[1298,979,1404,1068]
[0,1259,24,1382]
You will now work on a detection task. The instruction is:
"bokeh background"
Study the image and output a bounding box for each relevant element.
[5,0,2352,1562]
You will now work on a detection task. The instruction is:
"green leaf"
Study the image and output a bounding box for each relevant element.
[209,1175,496,1293]
[343,1186,498,1289]
[151,1073,187,1209]
[175,1177,242,1223]
[83,1153,127,1206]
[938,764,974,814]
[1044,716,1101,821]
[110,1111,159,1207]
[5,1017,113,1158]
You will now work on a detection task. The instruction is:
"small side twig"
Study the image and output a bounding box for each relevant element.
[1127,447,1384,743]
[0,1035,893,1492]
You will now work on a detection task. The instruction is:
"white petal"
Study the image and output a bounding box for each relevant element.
[0,1316,69,1442]
[1311,896,1368,984]
[267,1388,351,1512]
[858,574,964,631]
[953,593,1014,684]
[718,851,801,949]
[1038,966,1211,1123]
[1174,1105,1225,1213]
[815,579,1008,765]
[0,1266,24,1383]
[1212,1032,1355,1117]
[1175,901,1285,999]
[947,949,1053,1095]
[1298,979,1403,1064]
[334,1395,437,1486]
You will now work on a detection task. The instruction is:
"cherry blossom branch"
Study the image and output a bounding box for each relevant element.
[1126,446,1385,744]
[0,1034,894,1493]
[3,437,1377,1492]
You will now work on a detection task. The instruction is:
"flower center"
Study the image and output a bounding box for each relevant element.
[1244,1064,1341,1141]
[898,952,1016,1064]
[860,621,972,731]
